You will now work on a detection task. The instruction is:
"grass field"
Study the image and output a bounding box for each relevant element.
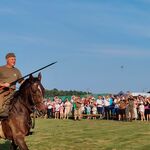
[0,119,150,150]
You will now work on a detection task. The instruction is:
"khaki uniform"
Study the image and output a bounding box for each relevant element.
[0,65,22,113]
[0,89,15,113]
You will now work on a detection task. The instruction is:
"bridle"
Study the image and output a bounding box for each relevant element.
[29,82,44,108]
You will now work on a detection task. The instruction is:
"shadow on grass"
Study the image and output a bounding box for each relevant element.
[0,131,34,150]
[0,140,10,150]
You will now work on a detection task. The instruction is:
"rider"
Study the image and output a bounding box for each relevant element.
[0,52,23,118]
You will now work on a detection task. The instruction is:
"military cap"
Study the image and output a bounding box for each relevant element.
[5,53,16,59]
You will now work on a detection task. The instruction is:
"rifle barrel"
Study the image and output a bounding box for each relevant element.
[11,61,57,85]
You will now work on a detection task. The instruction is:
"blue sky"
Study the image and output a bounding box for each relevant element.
[0,0,150,94]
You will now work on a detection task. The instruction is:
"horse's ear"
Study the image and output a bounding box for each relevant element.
[29,74,34,81]
[38,72,42,81]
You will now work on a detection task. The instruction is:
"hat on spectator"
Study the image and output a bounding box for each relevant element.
[5,53,16,59]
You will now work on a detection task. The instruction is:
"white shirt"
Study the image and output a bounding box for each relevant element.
[139,104,145,113]
[103,98,110,107]
[55,104,60,112]
[96,99,103,107]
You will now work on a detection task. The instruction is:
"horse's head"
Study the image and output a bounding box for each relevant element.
[19,73,46,112]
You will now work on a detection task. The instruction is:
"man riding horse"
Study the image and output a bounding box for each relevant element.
[0,53,24,118]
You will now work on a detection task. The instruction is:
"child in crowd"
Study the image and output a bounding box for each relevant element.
[92,104,97,119]
[85,104,91,119]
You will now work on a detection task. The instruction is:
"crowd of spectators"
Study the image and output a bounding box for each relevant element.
[44,94,150,121]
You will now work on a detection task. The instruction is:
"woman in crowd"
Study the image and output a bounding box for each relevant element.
[64,98,72,119]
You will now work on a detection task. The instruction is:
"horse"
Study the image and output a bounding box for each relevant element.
[0,73,46,150]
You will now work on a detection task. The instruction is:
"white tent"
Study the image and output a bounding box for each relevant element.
[131,92,150,97]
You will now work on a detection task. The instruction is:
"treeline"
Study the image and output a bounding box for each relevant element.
[45,88,92,98]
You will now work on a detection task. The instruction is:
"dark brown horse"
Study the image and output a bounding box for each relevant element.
[0,73,45,150]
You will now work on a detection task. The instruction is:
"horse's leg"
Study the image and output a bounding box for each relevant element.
[14,136,29,150]
[10,140,18,150]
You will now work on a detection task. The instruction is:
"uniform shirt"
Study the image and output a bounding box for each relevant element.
[0,65,22,90]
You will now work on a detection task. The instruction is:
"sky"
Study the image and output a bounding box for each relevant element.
[0,0,150,94]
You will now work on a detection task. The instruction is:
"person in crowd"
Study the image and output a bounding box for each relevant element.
[113,96,120,120]
[64,98,71,119]
[103,96,110,120]
[96,95,104,119]
[126,96,134,121]
[80,97,85,118]
[138,101,145,121]
[54,102,60,119]
[70,95,75,116]
[118,96,126,121]
[133,97,138,120]
[92,103,97,119]
[59,101,64,119]
[144,98,150,121]
[85,104,91,119]
[46,99,53,119]
[74,97,82,121]
[109,95,114,119]
[51,101,55,118]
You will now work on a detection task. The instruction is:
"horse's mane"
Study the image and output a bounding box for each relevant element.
[9,77,37,113]
[19,78,32,92]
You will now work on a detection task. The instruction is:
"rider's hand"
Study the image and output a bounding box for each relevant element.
[3,83,10,87]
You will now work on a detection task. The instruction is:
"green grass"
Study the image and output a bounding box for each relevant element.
[1,119,150,150]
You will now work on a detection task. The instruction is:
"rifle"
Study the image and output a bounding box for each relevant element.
[0,61,57,90]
